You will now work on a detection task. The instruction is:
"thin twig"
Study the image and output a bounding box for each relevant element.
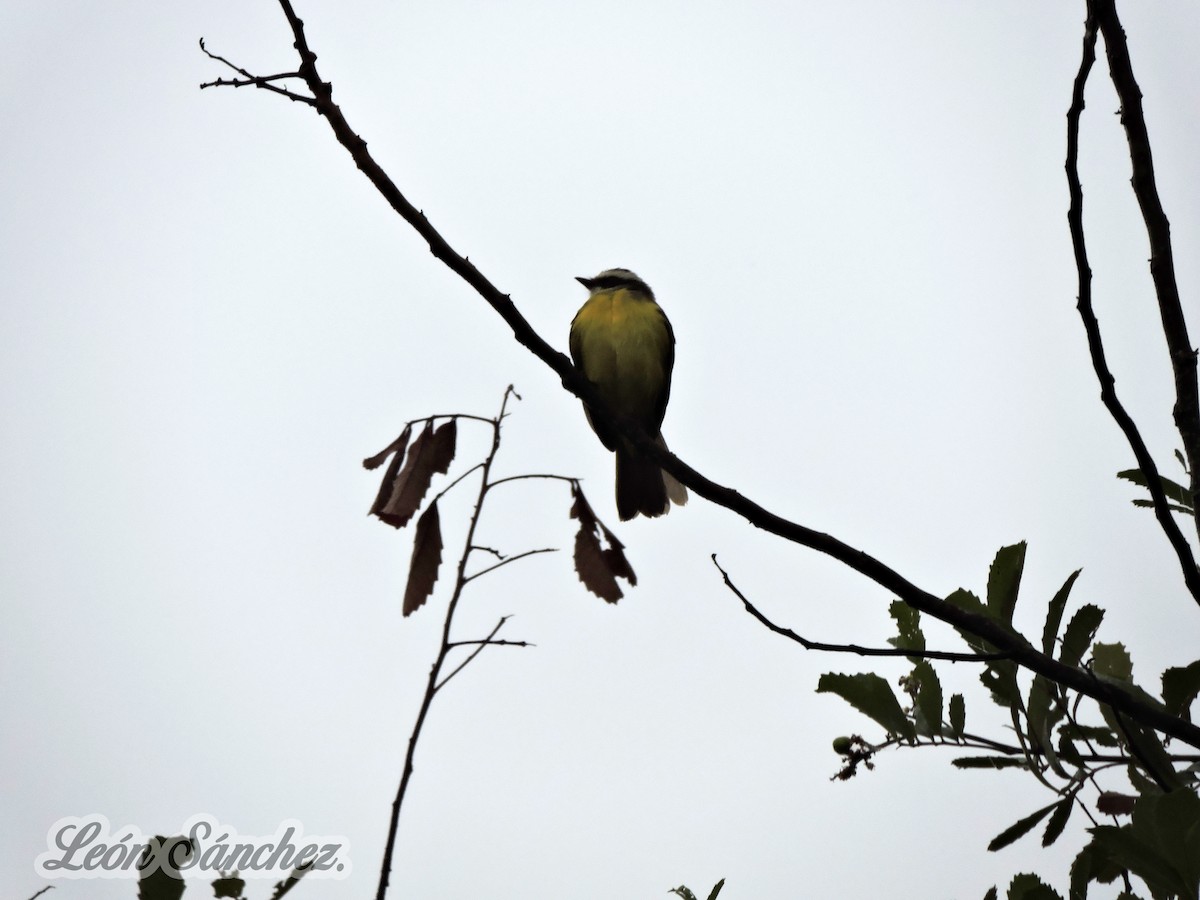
[198,39,314,104]
[713,555,1010,663]
[487,473,580,489]
[447,637,533,649]
[465,548,557,582]
[436,617,512,691]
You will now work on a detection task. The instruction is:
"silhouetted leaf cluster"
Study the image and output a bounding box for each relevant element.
[820,542,1200,899]
[367,420,457,528]
[1119,459,1195,517]
[366,419,458,614]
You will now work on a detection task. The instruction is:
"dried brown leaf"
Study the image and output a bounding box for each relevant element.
[570,482,598,530]
[427,419,457,475]
[367,426,413,521]
[403,500,443,616]
[376,422,438,529]
[570,484,633,603]
[363,424,413,471]
[574,519,622,603]
[1096,791,1137,816]
[599,521,638,587]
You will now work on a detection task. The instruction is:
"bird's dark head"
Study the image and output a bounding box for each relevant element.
[576,268,653,298]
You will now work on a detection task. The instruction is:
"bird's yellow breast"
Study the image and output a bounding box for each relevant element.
[569,287,672,426]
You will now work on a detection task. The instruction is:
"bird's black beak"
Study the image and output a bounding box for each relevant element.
[575,276,593,289]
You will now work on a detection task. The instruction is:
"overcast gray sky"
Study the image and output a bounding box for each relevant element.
[4,1,1200,898]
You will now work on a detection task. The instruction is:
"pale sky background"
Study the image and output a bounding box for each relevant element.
[4,1,1200,898]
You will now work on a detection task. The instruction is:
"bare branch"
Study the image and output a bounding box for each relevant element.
[1065,6,1200,607]
[1091,0,1200,538]
[198,38,314,104]
[465,548,557,582]
[713,556,1009,663]
[436,617,511,691]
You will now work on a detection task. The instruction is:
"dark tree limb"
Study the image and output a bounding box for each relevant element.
[1091,0,1200,536]
[1065,5,1200,607]
[200,1,1200,751]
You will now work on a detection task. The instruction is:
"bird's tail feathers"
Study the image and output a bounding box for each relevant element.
[614,434,687,521]
[656,434,689,508]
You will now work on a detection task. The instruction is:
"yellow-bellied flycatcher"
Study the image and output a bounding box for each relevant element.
[569,268,687,520]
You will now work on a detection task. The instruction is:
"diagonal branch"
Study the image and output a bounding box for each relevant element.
[1065,6,1200,607]
[201,0,1200,751]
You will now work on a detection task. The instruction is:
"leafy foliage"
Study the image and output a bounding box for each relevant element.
[1118,468,1195,516]
[819,544,1200,899]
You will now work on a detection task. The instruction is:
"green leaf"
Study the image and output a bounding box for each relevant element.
[1058,605,1104,668]
[1162,661,1200,720]
[949,693,966,739]
[1026,675,1063,767]
[1022,676,1070,782]
[1125,761,1160,797]
[910,661,943,737]
[989,801,1060,852]
[1005,872,1063,900]
[953,756,1029,770]
[1070,840,1125,898]
[1042,797,1075,848]
[979,660,1021,708]
[944,588,992,653]
[1057,722,1119,746]
[1131,499,1194,514]
[1092,642,1133,681]
[888,600,926,655]
[1042,569,1080,656]
[1133,791,1200,895]
[1117,468,1194,511]
[817,673,916,740]
[987,542,1027,625]
[1089,824,1190,900]
[1095,709,1184,792]
[945,585,1020,708]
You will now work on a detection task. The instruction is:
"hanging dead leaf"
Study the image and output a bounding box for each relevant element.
[570,484,634,603]
[599,520,637,587]
[403,500,443,616]
[373,422,440,529]
[363,424,413,471]
[574,519,622,603]
[367,425,413,522]
[570,482,598,530]
[427,419,457,476]
[1096,791,1136,816]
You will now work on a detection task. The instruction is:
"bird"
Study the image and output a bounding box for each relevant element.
[569,268,688,520]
